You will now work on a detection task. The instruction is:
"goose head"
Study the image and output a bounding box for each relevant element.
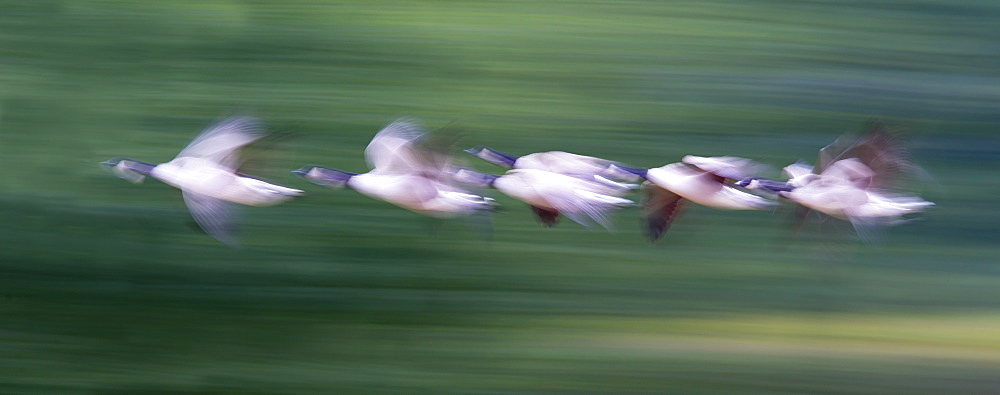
[464,146,518,168]
[604,164,648,179]
[452,168,499,188]
[736,177,794,192]
[100,158,155,184]
[293,166,356,189]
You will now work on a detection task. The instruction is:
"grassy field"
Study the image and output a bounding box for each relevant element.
[1,0,999,393]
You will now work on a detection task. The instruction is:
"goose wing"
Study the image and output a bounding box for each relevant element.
[518,170,631,230]
[643,184,684,241]
[817,121,913,190]
[847,122,913,190]
[682,155,760,180]
[183,190,239,246]
[176,116,265,171]
[518,151,616,177]
[783,163,815,180]
[365,118,454,176]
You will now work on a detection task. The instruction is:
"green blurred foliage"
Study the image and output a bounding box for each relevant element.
[1,0,998,392]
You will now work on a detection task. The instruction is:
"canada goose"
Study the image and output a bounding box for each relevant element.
[737,121,934,241]
[738,121,918,193]
[454,168,634,229]
[780,159,933,220]
[101,116,304,245]
[464,146,641,182]
[611,155,775,241]
[294,118,494,217]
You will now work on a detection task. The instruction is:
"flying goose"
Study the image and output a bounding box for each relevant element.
[454,167,634,229]
[737,121,934,241]
[101,116,304,245]
[611,156,775,241]
[293,118,494,217]
[464,146,642,182]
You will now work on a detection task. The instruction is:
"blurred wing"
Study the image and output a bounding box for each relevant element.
[682,156,759,180]
[783,162,814,180]
[791,201,813,235]
[364,118,428,172]
[848,215,887,244]
[642,184,684,241]
[849,122,913,190]
[177,116,265,171]
[564,190,633,230]
[817,132,855,175]
[817,121,914,190]
[183,191,239,246]
[237,129,298,181]
[415,122,464,173]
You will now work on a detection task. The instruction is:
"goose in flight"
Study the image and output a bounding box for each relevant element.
[737,121,934,242]
[101,116,304,245]
[454,167,634,229]
[465,146,641,182]
[294,118,494,217]
[611,156,775,241]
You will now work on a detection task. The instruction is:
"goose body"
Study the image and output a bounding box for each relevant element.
[646,161,773,210]
[295,119,494,217]
[611,155,774,241]
[101,116,304,245]
[465,146,639,182]
[456,168,633,228]
[782,183,932,221]
[779,159,933,221]
[348,171,493,216]
[737,122,934,241]
[152,157,302,207]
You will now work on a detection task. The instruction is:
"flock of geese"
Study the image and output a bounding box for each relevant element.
[101,116,934,246]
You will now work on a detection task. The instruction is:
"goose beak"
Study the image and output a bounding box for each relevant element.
[463,147,479,155]
[291,167,310,177]
[100,160,117,167]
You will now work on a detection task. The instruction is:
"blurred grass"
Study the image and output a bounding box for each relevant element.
[1,0,999,393]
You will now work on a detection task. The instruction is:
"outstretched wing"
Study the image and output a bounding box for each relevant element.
[176,116,265,171]
[817,121,914,190]
[365,118,428,172]
[182,190,239,246]
[682,155,761,180]
[642,184,685,241]
[366,118,464,187]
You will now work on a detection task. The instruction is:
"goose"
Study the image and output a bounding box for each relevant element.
[738,121,918,193]
[610,156,775,241]
[101,116,304,245]
[779,159,933,220]
[293,118,494,217]
[454,168,634,229]
[736,121,934,241]
[464,146,641,182]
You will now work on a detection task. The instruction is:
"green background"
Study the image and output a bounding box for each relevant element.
[2,0,998,392]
